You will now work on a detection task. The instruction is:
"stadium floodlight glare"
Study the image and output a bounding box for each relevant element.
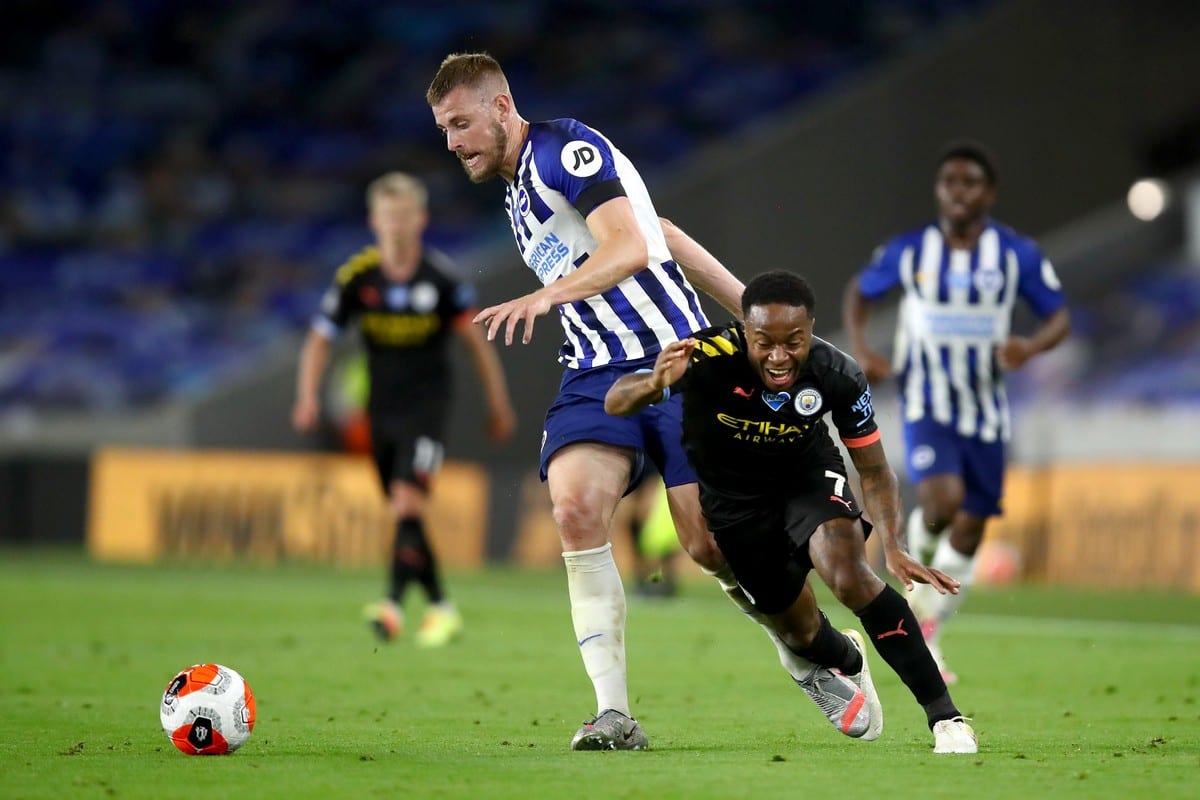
[1126,178,1170,221]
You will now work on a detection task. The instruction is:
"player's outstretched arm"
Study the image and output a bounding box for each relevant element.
[455,322,517,442]
[996,305,1071,370]
[292,329,332,432]
[660,217,744,320]
[604,338,695,417]
[473,197,647,345]
[841,279,892,383]
[847,439,960,595]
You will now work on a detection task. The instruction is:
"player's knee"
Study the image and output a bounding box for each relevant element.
[679,531,723,571]
[920,489,964,530]
[551,495,604,544]
[775,611,822,650]
[919,504,954,532]
[824,563,882,610]
[680,535,722,570]
[949,519,987,554]
[388,482,424,518]
[389,498,422,519]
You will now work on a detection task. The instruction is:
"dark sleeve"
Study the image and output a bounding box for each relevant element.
[670,361,693,394]
[827,356,880,447]
[675,324,737,395]
[313,274,357,335]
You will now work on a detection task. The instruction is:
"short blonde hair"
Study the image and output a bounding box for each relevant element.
[366,172,428,211]
[426,51,508,105]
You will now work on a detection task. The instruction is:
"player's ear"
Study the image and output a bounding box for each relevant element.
[493,91,512,119]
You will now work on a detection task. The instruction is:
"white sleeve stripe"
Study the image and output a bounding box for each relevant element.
[312,318,340,339]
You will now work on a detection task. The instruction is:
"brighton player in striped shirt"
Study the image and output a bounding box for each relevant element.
[842,141,1070,682]
[428,52,872,750]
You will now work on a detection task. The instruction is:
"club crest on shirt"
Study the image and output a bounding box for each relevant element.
[973,268,1004,293]
[761,391,790,412]
[561,141,602,178]
[794,388,823,416]
[410,282,439,313]
[517,186,531,217]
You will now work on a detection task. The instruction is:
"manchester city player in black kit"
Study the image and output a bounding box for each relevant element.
[605,270,978,753]
[294,171,516,647]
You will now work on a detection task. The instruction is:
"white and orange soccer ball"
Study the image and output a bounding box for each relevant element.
[160,663,256,755]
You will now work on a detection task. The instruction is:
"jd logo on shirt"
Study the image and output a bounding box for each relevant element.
[561,141,602,177]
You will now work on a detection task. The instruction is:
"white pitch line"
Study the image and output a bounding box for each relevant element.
[955,613,1200,639]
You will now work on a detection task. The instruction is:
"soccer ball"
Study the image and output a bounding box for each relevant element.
[160,663,256,755]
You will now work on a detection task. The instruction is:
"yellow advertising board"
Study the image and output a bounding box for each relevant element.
[88,448,487,567]
[511,471,642,571]
[988,462,1200,592]
[90,447,1200,592]
[1043,462,1200,592]
[981,465,1051,579]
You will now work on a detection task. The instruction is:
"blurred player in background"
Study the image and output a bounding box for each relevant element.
[428,52,850,751]
[624,472,681,599]
[605,270,977,754]
[293,171,517,648]
[842,141,1070,682]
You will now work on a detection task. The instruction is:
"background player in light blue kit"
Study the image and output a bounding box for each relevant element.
[428,52,862,750]
[842,141,1070,682]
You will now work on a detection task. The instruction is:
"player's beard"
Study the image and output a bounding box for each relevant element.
[462,121,508,184]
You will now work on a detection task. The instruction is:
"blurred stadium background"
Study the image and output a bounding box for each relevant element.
[3,0,1199,592]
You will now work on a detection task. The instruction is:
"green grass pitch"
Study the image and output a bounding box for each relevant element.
[2,549,1198,799]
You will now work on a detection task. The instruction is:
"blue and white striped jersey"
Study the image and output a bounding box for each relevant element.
[504,118,709,369]
[857,221,1066,442]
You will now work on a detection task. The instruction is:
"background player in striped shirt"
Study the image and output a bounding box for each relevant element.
[842,141,1070,682]
[428,52,844,750]
[293,172,517,648]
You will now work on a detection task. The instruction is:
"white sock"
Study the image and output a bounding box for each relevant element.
[927,535,976,624]
[906,506,938,565]
[704,564,816,682]
[563,543,629,717]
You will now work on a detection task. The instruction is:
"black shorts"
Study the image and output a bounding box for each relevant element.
[369,412,446,492]
[708,482,870,615]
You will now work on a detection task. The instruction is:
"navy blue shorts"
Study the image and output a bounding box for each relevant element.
[538,359,697,493]
[903,417,1005,517]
